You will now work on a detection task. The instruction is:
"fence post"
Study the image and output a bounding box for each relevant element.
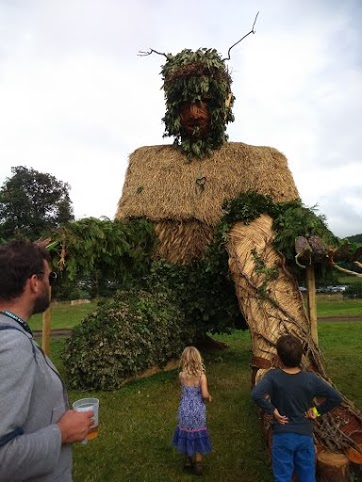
[42,287,52,355]
[306,265,318,346]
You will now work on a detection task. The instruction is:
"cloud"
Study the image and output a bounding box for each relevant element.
[0,0,361,237]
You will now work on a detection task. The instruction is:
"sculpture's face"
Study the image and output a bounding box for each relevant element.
[161,49,235,158]
[180,101,210,139]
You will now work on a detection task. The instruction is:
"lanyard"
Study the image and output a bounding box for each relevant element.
[0,310,33,337]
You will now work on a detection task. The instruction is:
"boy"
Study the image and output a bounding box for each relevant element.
[251,334,342,482]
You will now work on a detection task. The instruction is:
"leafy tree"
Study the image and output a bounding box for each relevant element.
[49,217,156,300]
[0,166,74,240]
[346,233,362,243]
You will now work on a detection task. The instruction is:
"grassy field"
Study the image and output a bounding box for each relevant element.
[34,296,362,482]
[29,292,362,333]
[316,297,362,318]
[31,301,97,331]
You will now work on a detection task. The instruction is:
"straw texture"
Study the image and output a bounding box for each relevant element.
[117,142,299,226]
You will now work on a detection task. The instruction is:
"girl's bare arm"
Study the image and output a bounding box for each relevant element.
[200,373,212,402]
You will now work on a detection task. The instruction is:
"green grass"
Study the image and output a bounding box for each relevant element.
[30,302,98,331]
[316,297,362,318]
[44,332,274,482]
[28,294,362,334]
[337,275,362,287]
[317,323,362,402]
[41,322,362,482]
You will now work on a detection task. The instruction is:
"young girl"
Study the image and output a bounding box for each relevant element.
[172,346,212,476]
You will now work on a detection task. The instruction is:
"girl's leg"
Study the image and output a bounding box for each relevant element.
[194,453,203,476]
[195,453,202,462]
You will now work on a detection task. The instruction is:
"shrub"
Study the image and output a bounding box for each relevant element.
[62,289,194,390]
[145,261,246,336]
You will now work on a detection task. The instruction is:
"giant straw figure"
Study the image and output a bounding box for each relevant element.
[117,17,362,479]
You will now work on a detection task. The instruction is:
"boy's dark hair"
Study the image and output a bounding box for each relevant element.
[276,334,303,367]
[0,239,50,301]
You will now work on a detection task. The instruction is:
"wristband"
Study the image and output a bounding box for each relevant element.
[312,407,320,417]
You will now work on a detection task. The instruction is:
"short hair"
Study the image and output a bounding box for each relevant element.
[276,334,303,368]
[0,239,50,301]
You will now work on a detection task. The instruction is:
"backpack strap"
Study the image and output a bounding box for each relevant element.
[0,427,24,448]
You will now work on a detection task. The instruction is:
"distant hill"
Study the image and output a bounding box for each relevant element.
[346,233,362,243]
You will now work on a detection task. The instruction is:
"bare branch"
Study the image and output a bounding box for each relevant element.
[332,263,362,278]
[138,48,170,60]
[355,261,362,269]
[223,11,259,61]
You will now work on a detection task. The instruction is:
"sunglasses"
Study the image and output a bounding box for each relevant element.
[35,271,58,286]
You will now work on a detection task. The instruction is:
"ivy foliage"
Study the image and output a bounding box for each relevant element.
[62,289,194,390]
[143,260,246,337]
[161,48,235,159]
[49,217,156,299]
[211,191,340,284]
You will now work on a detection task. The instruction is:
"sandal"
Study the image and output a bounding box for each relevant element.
[194,461,203,476]
[183,456,192,471]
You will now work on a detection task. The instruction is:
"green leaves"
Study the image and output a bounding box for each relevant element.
[62,289,190,390]
[215,191,341,285]
[144,260,244,337]
[161,48,235,159]
[0,166,74,240]
[48,217,156,299]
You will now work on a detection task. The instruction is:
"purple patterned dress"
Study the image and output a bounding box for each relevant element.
[172,379,212,456]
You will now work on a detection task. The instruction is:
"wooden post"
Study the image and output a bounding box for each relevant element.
[42,287,52,356]
[306,264,318,345]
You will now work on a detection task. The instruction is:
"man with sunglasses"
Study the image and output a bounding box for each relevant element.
[0,239,93,481]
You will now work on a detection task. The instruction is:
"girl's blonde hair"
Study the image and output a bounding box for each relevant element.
[179,346,205,378]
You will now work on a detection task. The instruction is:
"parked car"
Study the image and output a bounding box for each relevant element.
[317,285,348,293]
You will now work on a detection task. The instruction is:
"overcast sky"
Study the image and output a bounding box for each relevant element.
[0,0,361,238]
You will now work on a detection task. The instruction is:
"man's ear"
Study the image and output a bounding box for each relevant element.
[28,274,41,294]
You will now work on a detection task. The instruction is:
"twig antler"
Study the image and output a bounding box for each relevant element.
[223,11,259,61]
[138,48,170,60]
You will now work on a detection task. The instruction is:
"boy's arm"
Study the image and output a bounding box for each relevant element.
[313,376,343,415]
[251,373,275,415]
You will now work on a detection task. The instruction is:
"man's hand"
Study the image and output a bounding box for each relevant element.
[57,409,94,443]
[273,408,289,425]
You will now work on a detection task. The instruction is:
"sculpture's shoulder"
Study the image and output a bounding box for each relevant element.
[227,141,288,160]
[117,142,299,225]
[128,142,286,160]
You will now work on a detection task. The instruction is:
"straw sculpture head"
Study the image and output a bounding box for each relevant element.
[138,13,259,160]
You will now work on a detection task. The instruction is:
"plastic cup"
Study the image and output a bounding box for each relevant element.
[72,397,99,444]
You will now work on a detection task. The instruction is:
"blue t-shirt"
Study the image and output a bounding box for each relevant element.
[251,369,342,435]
